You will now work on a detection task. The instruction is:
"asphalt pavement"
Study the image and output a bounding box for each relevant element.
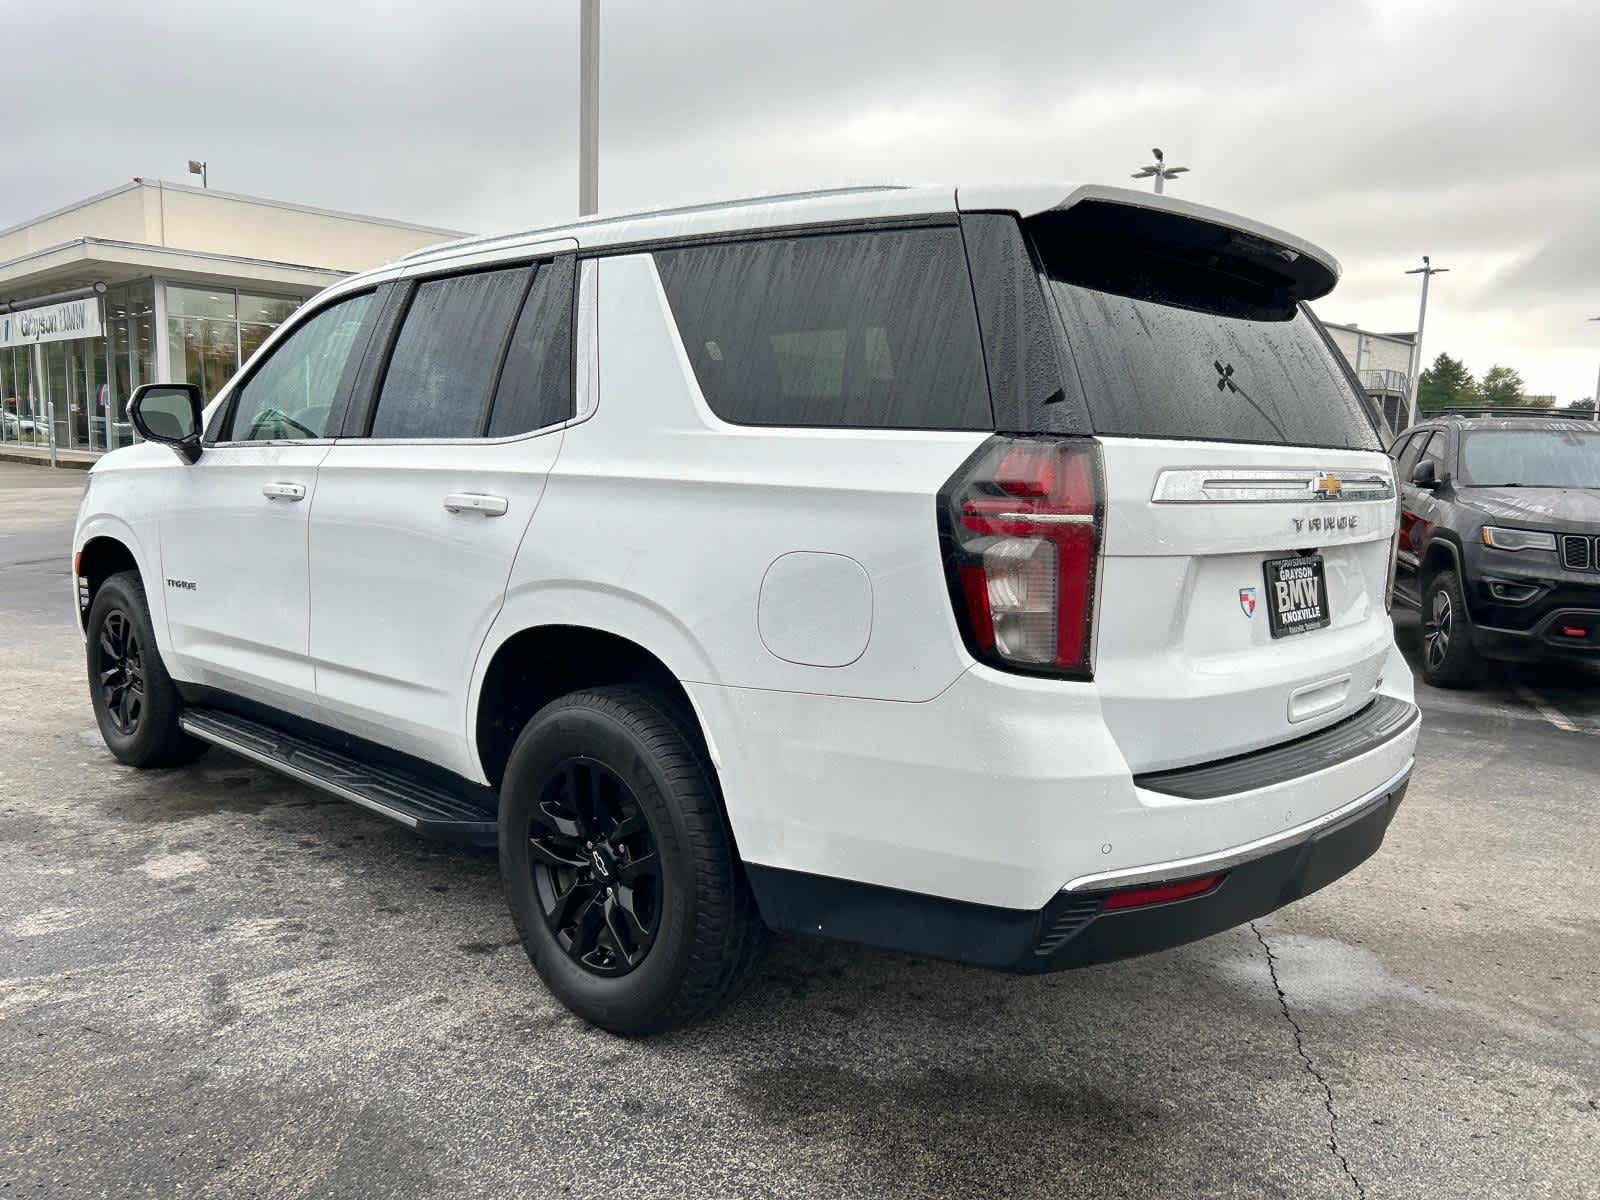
[2,459,1596,1199]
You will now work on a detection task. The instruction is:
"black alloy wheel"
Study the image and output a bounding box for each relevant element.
[85,570,207,767]
[96,609,146,735]
[1424,587,1453,673]
[498,686,768,1034]
[527,757,662,976]
[1419,568,1480,688]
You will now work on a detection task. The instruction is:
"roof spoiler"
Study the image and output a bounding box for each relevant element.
[959,183,1340,307]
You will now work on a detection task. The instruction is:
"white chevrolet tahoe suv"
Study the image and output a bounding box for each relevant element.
[74,184,1419,1034]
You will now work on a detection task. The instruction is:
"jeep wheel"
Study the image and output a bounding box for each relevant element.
[86,571,208,767]
[1420,569,1481,689]
[498,686,767,1035]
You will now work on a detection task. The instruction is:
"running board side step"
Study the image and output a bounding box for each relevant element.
[180,707,498,845]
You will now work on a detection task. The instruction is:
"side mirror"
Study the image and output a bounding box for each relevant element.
[129,383,204,463]
[1410,459,1440,489]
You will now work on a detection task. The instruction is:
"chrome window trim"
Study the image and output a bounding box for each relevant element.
[205,437,338,450]
[1151,467,1395,504]
[328,423,565,449]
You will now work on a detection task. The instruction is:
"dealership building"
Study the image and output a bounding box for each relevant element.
[1321,320,1417,435]
[0,179,463,457]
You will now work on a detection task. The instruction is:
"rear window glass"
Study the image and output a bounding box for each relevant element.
[654,228,991,430]
[1460,428,1600,488]
[1032,223,1380,451]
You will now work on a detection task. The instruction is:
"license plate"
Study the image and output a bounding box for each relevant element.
[1263,555,1329,638]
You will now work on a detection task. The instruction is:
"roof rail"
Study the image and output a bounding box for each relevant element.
[1434,406,1596,420]
[398,184,911,263]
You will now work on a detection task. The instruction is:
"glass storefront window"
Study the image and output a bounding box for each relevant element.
[102,280,157,449]
[6,349,38,443]
[239,294,299,326]
[43,342,68,449]
[0,350,10,444]
[0,281,299,451]
[63,339,89,449]
[239,322,275,365]
[165,284,302,404]
[167,286,237,323]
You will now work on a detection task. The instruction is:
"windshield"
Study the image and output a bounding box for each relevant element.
[1459,428,1600,488]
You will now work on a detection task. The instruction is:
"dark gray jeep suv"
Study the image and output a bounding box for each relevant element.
[1390,413,1600,686]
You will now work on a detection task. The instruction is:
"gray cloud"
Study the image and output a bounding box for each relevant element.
[5,0,1598,398]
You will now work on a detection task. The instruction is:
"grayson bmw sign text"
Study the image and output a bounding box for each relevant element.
[1292,514,1358,533]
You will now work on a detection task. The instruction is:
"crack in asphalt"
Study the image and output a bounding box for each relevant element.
[1252,922,1367,1200]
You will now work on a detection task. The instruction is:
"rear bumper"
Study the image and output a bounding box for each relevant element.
[691,642,1419,912]
[747,764,1410,973]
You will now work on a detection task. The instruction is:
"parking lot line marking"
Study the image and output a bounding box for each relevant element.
[1510,682,1597,736]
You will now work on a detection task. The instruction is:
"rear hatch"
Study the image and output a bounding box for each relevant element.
[1024,196,1397,773]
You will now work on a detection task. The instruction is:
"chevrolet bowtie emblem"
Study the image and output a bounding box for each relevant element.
[1312,473,1343,499]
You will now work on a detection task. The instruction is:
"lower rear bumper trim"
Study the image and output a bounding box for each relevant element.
[1062,759,1413,893]
[745,770,1411,975]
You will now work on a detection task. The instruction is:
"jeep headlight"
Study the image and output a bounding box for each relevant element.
[1480,526,1556,552]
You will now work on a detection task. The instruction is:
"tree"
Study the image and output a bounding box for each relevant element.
[1570,397,1597,415]
[1417,352,1475,412]
[1477,364,1526,406]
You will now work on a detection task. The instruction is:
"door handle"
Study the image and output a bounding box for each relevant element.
[443,492,509,517]
[262,482,307,502]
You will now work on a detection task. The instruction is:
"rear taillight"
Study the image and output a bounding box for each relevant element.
[938,436,1104,677]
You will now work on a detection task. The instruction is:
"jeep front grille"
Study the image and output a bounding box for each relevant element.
[1561,534,1596,572]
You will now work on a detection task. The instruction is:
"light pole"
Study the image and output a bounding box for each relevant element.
[1589,317,1599,413]
[579,0,599,216]
[1404,256,1449,428]
[187,159,207,189]
[1130,148,1189,194]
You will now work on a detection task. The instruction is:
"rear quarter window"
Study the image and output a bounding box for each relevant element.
[654,227,992,431]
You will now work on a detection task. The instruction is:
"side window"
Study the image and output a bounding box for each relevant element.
[224,292,373,441]
[1397,431,1431,481]
[1418,431,1449,473]
[487,257,575,437]
[653,227,991,430]
[1387,432,1413,461]
[369,266,530,439]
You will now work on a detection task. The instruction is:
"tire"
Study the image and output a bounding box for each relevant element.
[1420,568,1481,689]
[86,571,208,767]
[498,686,767,1035]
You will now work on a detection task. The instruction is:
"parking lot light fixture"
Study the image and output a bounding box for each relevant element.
[1589,317,1599,412]
[187,159,207,188]
[1130,147,1189,195]
[579,0,598,216]
[1404,256,1450,428]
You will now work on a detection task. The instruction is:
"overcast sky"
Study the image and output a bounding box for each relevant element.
[5,0,1597,401]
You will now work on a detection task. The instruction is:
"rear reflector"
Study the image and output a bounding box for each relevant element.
[1561,625,1587,638]
[1102,873,1224,911]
